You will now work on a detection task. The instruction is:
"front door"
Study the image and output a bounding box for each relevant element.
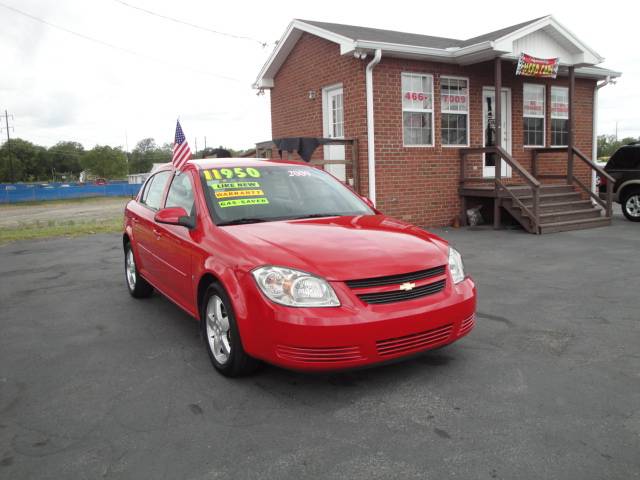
[322,85,346,181]
[482,87,512,178]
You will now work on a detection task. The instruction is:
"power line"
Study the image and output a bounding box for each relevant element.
[0,1,243,82]
[111,0,268,47]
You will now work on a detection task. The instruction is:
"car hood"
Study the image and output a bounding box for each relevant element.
[221,215,449,281]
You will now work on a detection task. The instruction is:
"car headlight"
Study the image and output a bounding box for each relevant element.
[252,266,340,307]
[448,247,465,284]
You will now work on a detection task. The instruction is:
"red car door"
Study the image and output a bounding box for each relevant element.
[133,171,172,288]
[152,171,197,310]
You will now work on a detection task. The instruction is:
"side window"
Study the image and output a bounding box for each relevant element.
[141,171,170,210]
[166,172,196,215]
[610,148,640,169]
[140,176,155,204]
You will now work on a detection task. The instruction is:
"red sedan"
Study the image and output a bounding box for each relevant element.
[123,159,476,376]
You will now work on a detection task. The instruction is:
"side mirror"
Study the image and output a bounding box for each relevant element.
[154,207,196,229]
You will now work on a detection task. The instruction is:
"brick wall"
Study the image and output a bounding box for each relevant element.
[270,35,597,227]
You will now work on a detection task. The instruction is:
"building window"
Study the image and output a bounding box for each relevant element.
[551,86,569,146]
[441,77,469,146]
[402,73,433,146]
[523,84,545,147]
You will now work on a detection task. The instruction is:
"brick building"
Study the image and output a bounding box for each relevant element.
[254,16,621,233]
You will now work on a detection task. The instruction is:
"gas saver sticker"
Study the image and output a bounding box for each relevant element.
[218,198,269,208]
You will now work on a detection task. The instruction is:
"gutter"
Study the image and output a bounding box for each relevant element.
[365,49,382,205]
[592,76,615,196]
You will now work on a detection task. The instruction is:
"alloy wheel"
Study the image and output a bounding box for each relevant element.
[126,249,137,290]
[626,194,640,218]
[206,295,231,364]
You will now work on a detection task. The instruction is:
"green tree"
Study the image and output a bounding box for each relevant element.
[48,141,84,178]
[129,138,172,173]
[81,145,128,179]
[0,138,43,182]
[597,134,640,159]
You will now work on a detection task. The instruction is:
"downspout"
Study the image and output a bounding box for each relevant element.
[592,76,614,195]
[366,49,382,205]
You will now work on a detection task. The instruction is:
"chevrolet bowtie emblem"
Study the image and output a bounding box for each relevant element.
[399,282,416,291]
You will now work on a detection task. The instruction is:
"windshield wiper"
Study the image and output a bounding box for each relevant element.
[217,218,269,226]
[289,213,342,220]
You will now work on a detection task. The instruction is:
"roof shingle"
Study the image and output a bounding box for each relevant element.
[299,16,548,50]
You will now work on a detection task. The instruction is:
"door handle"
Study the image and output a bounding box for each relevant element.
[153,228,162,238]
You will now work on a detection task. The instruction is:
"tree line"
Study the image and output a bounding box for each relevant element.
[0,138,246,183]
[597,135,639,160]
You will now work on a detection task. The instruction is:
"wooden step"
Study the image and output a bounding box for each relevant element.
[504,184,574,197]
[538,217,611,234]
[537,200,594,213]
[539,184,575,194]
[503,192,582,205]
[538,208,602,223]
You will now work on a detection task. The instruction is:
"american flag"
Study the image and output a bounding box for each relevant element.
[172,120,192,170]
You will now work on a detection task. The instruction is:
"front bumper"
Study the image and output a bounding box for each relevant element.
[238,275,477,371]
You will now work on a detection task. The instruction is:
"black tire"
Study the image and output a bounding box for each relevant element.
[201,283,258,377]
[124,242,154,298]
[621,188,640,222]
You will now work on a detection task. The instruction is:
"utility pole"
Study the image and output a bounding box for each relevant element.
[1,110,15,183]
[194,137,198,159]
[204,136,207,151]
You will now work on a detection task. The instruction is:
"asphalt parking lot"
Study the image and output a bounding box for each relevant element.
[1,214,638,479]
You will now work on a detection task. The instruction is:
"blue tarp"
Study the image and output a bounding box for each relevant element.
[0,182,142,203]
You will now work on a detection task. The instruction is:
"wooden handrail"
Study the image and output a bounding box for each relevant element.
[459,145,541,232]
[495,178,539,229]
[496,146,541,188]
[572,174,606,208]
[572,146,615,182]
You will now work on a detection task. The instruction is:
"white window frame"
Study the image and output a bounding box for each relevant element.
[440,75,470,147]
[523,83,546,148]
[401,72,434,147]
[550,86,569,148]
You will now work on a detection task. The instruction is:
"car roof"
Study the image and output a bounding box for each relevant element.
[155,158,309,172]
[190,158,307,169]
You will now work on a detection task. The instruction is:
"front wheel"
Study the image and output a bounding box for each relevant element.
[621,189,640,222]
[124,242,154,298]
[201,283,258,377]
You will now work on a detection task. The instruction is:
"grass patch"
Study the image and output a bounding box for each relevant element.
[0,217,123,244]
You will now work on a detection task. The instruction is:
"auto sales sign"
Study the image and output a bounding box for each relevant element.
[516,53,559,78]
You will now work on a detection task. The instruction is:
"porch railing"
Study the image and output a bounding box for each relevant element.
[531,146,614,217]
[460,146,542,232]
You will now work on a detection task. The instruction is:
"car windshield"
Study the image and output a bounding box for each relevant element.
[200,164,374,225]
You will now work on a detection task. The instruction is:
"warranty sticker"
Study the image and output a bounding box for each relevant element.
[218,198,269,208]
[215,189,264,199]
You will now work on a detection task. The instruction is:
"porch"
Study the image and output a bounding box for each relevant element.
[459,58,615,234]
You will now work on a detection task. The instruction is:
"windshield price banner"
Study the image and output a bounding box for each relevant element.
[516,53,559,78]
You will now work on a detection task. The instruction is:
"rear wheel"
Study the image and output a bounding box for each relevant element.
[124,242,154,298]
[621,188,640,222]
[201,283,258,377]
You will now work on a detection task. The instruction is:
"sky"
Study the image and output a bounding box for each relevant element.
[0,0,638,151]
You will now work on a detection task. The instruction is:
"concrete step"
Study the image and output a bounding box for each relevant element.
[538,217,611,234]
